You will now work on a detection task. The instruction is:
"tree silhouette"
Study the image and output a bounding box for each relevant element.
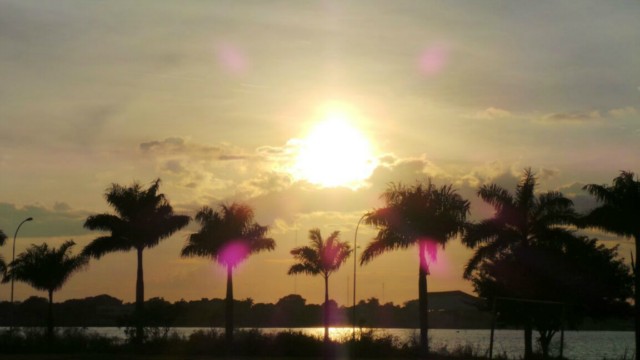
[361,180,469,358]
[181,203,275,345]
[3,240,88,339]
[288,228,352,344]
[83,179,190,344]
[472,235,632,358]
[582,171,640,360]
[463,169,576,359]
[0,230,7,273]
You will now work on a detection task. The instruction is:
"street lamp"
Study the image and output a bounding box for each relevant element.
[11,217,33,303]
[353,213,366,340]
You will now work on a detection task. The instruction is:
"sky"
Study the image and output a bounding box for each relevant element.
[1,0,639,306]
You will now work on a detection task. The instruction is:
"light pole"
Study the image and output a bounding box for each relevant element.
[11,217,33,303]
[353,213,366,341]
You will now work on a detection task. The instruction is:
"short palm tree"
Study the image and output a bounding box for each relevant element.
[288,228,352,344]
[462,169,576,359]
[3,240,88,339]
[582,171,640,360]
[83,179,190,343]
[181,203,275,344]
[361,180,469,358]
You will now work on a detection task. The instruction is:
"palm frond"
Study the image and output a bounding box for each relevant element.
[83,236,132,258]
[478,184,513,213]
[181,202,275,267]
[0,230,7,247]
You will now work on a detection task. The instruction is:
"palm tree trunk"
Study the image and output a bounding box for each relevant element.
[635,234,639,360]
[324,274,329,344]
[47,289,54,341]
[226,265,234,345]
[418,242,429,358]
[135,247,144,344]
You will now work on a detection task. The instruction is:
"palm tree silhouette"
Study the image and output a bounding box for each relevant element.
[462,169,576,359]
[3,240,87,339]
[181,203,275,345]
[288,228,352,344]
[360,180,469,358]
[83,179,190,343]
[582,171,640,360]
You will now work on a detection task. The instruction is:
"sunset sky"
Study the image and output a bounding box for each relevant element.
[1,1,639,306]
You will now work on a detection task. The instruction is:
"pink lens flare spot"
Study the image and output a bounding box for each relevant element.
[419,238,449,275]
[219,241,250,267]
[216,43,249,74]
[418,44,450,76]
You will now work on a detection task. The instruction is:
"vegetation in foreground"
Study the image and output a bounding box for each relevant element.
[0,327,520,359]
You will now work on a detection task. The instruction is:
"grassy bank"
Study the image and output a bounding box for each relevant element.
[0,327,503,359]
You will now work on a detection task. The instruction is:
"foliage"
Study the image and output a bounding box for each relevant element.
[181,202,275,344]
[83,179,190,257]
[3,240,88,339]
[581,170,640,360]
[288,228,352,344]
[83,178,190,343]
[462,168,577,279]
[181,203,275,268]
[289,228,352,278]
[0,229,6,273]
[463,169,578,359]
[361,179,470,358]
[3,240,88,293]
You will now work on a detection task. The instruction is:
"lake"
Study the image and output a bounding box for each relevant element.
[87,327,633,360]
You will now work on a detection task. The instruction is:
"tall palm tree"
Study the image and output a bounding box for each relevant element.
[181,203,275,344]
[361,180,469,358]
[462,169,576,359]
[288,228,352,344]
[582,171,640,360]
[83,179,190,343]
[3,240,88,339]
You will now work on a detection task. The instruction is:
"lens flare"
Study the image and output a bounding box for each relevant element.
[419,43,449,76]
[219,241,250,267]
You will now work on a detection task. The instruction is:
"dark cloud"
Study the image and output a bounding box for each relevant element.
[139,137,250,161]
[540,111,602,123]
[0,202,90,238]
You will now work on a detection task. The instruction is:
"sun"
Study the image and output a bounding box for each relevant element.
[291,106,377,188]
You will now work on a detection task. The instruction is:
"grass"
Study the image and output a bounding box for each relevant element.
[0,327,582,359]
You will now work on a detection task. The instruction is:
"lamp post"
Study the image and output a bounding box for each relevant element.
[353,213,366,341]
[11,217,33,303]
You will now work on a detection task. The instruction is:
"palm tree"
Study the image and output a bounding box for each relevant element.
[462,169,576,359]
[83,179,190,343]
[582,171,640,360]
[3,240,88,339]
[361,180,469,358]
[181,203,275,344]
[288,228,352,344]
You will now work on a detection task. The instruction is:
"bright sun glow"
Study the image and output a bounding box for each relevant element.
[292,106,377,188]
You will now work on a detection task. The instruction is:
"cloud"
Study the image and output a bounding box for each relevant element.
[0,202,90,238]
[140,137,251,161]
[556,182,597,215]
[540,110,603,123]
[538,106,637,123]
[608,106,638,118]
[470,107,512,120]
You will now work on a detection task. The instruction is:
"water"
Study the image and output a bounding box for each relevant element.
[85,327,633,360]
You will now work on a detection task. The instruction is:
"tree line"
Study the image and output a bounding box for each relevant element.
[0,292,503,329]
[0,169,637,360]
